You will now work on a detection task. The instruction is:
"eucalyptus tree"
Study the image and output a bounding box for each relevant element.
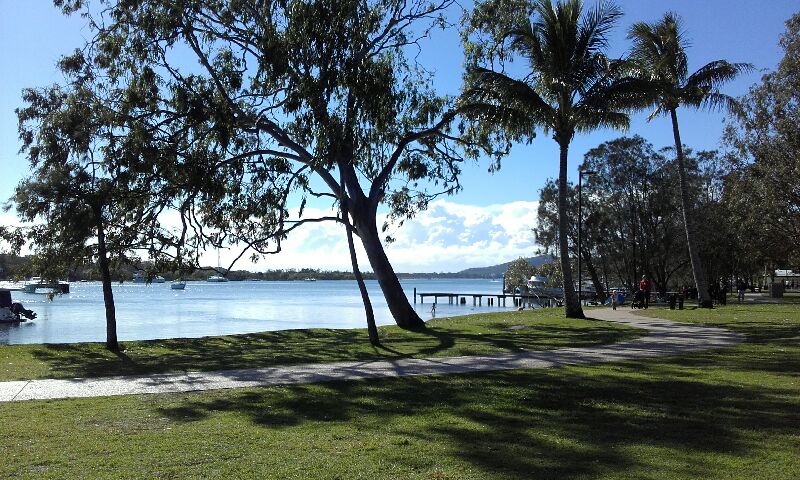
[55,0,503,330]
[463,0,647,318]
[724,12,800,272]
[15,76,178,351]
[579,137,688,294]
[627,13,752,308]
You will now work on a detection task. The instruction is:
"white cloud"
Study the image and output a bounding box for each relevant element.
[213,199,541,273]
[4,198,540,273]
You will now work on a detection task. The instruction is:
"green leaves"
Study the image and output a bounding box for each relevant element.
[627,12,753,116]
[464,0,640,145]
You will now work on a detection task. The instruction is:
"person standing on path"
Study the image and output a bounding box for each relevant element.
[639,275,652,309]
[737,278,747,303]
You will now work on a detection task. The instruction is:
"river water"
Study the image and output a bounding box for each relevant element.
[0,279,514,345]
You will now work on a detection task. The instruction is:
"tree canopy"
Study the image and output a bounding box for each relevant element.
[51,0,504,329]
[723,12,800,271]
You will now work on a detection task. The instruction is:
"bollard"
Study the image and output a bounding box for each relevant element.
[678,294,684,310]
[669,293,676,310]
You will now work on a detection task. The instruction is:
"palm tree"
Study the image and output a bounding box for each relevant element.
[627,13,752,308]
[465,0,645,318]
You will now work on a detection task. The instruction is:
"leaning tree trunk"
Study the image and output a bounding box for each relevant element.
[582,250,605,301]
[340,171,380,345]
[95,219,119,351]
[670,109,713,308]
[351,206,425,329]
[557,141,584,318]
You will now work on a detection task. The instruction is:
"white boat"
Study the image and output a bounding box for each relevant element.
[170,280,186,290]
[526,276,564,298]
[207,275,228,282]
[133,272,166,283]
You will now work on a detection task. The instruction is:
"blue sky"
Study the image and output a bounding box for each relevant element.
[0,1,796,272]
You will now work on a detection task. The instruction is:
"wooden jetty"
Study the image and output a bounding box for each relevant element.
[413,288,560,308]
[11,281,70,294]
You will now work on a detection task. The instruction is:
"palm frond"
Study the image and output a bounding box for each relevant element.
[459,101,539,139]
[646,105,665,121]
[581,76,658,112]
[696,91,743,114]
[627,12,688,83]
[575,109,629,132]
[578,0,622,55]
[685,60,754,91]
[466,67,552,113]
[463,67,555,130]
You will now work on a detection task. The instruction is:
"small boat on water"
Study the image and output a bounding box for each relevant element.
[207,275,228,282]
[170,280,186,290]
[304,278,317,282]
[133,272,166,284]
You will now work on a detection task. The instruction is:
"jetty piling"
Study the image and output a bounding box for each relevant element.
[415,291,556,309]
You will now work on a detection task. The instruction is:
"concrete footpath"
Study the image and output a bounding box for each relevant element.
[0,308,743,403]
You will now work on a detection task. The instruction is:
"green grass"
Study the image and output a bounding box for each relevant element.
[0,309,638,381]
[0,304,798,479]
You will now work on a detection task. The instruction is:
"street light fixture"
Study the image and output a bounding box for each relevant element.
[578,169,596,305]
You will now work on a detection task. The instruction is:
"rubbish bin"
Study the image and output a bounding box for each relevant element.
[769,282,785,298]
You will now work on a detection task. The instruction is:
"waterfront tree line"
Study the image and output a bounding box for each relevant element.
[534,13,800,299]
[4,0,798,349]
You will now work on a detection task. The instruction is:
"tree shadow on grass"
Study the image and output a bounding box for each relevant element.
[21,317,635,380]
[153,356,800,479]
[25,328,382,379]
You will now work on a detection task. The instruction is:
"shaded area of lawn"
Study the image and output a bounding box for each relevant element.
[0,304,797,479]
[0,309,638,381]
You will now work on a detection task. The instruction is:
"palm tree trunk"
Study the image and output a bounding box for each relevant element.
[670,108,713,308]
[96,217,119,351]
[558,141,584,318]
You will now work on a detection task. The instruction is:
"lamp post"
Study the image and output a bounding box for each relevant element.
[578,169,596,305]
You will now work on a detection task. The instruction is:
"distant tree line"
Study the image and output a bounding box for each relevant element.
[0,253,524,282]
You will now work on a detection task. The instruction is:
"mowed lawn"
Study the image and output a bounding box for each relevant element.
[0,304,798,479]
[0,310,637,381]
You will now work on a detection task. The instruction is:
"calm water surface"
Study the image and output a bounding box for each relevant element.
[0,279,513,344]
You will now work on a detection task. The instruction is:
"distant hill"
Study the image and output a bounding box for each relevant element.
[455,255,555,278]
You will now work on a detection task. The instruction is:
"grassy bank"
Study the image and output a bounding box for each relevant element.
[0,304,798,478]
[0,309,638,381]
